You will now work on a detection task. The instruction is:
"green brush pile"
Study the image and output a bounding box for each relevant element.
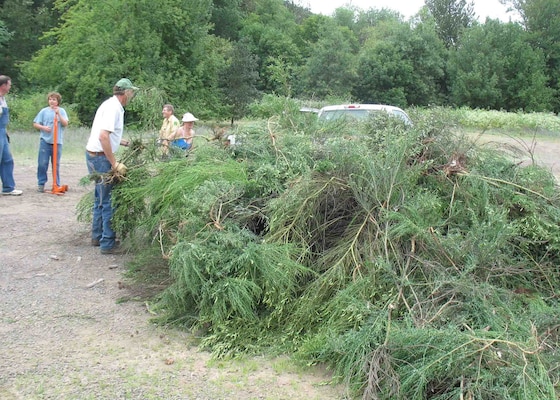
[88,107,560,399]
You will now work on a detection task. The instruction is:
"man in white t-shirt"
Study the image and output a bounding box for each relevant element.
[85,78,138,254]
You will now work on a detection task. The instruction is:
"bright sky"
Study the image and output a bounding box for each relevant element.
[300,0,520,22]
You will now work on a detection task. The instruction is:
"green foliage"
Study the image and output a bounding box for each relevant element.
[21,0,226,124]
[247,94,299,119]
[7,91,81,130]
[0,0,58,84]
[111,155,248,246]
[517,0,560,112]
[8,0,560,120]
[449,20,552,112]
[442,106,560,131]
[125,87,167,131]
[3,0,560,128]
[300,23,357,99]
[426,0,475,47]
[352,18,446,107]
[219,38,260,123]
[210,0,245,41]
[163,227,312,356]
[0,19,12,50]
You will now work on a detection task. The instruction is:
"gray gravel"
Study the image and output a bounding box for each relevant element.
[0,161,345,400]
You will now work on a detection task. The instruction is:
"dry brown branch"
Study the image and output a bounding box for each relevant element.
[362,345,400,400]
[267,117,290,166]
[157,223,172,260]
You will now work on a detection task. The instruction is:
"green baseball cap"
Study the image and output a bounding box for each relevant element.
[115,78,139,90]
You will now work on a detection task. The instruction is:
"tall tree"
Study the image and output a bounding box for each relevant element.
[219,38,260,123]
[352,19,446,107]
[210,0,244,41]
[0,20,12,51]
[448,20,552,111]
[239,0,302,93]
[425,0,475,47]
[301,24,357,99]
[23,0,228,123]
[353,8,406,45]
[502,0,560,111]
[0,0,58,84]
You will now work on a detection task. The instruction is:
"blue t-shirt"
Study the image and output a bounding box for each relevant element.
[33,107,69,144]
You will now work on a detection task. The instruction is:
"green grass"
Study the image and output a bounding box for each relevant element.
[8,124,218,166]
[8,126,92,165]
[443,106,560,134]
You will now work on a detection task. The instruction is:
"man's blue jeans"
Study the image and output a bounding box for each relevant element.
[0,106,16,193]
[85,152,117,250]
[38,139,62,186]
[0,133,16,192]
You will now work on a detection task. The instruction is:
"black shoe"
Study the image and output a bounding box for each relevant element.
[100,242,125,255]
[92,238,119,247]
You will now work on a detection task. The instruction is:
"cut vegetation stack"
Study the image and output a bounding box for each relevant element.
[81,105,560,399]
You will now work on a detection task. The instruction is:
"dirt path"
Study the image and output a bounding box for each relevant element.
[0,161,345,400]
[473,132,560,179]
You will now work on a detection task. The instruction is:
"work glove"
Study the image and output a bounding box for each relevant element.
[113,162,128,176]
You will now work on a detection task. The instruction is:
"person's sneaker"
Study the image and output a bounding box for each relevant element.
[37,185,45,193]
[2,189,23,196]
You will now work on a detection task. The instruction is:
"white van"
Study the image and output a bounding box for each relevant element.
[317,104,412,125]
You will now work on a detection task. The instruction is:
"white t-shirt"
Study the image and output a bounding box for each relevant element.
[86,96,124,153]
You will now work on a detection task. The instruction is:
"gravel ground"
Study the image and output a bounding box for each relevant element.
[0,160,345,400]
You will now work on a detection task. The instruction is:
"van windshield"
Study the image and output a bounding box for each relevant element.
[319,108,412,125]
[319,109,381,121]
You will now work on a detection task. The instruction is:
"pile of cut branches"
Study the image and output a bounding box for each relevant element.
[102,108,560,399]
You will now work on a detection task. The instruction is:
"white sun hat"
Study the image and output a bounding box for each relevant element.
[182,112,198,122]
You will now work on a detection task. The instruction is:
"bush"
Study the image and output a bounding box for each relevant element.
[8,91,81,129]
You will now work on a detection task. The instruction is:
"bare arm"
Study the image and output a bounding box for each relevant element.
[172,127,183,141]
[99,130,117,168]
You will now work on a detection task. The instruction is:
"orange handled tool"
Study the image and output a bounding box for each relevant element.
[50,113,68,195]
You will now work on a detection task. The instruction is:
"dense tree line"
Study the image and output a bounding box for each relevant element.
[0,0,558,124]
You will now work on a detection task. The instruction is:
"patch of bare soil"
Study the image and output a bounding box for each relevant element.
[0,160,345,399]
[473,132,560,180]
